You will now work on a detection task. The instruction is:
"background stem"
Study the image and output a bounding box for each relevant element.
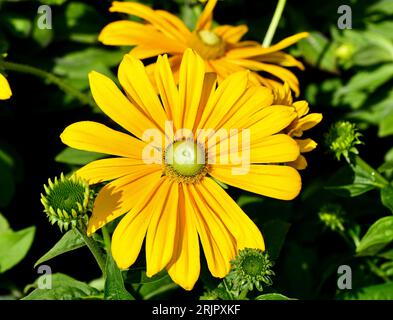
[2,61,96,108]
[262,0,287,47]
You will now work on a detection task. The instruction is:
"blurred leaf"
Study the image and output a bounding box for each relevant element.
[0,148,15,207]
[104,253,134,300]
[255,293,294,300]
[40,0,68,5]
[379,110,393,137]
[381,261,393,276]
[356,216,393,256]
[32,18,53,48]
[0,14,32,38]
[367,0,393,16]
[55,147,106,165]
[260,220,290,260]
[297,31,338,73]
[0,214,10,233]
[34,229,85,268]
[381,185,393,213]
[237,194,263,208]
[22,273,100,300]
[343,282,393,300]
[378,248,393,260]
[0,225,35,273]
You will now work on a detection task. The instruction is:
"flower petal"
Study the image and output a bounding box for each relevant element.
[87,169,162,235]
[296,138,317,153]
[0,73,12,100]
[288,155,307,170]
[167,185,200,290]
[214,25,248,43]
[111,177,166,269]
[210,164,302,200]
[89,71,158,139]
[146,180,179,277]
[196,0,217,30]
[60,121,146,158]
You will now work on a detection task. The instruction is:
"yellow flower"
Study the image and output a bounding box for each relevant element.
[0,73,12,100]
[60,49,302,290]
[99,0,308,96]
[273,82,322,170]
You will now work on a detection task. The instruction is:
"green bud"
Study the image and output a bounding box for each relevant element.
[41,173,90,231]
[325,121,362,162]
[319,204,345,232]
[335,43,355,61]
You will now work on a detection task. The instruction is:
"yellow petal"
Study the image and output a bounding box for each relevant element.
[296,138,317,153]
[178,49,206,130]
[257,51,305,70]
[167,185,200,291]
[210,164,302,200]
[0,73,12,100]
[288,155,307,170]
[110,1,188,42]
[130,46,168,60]
[199,178,265,250]
[195,0,217,30]
[293,101,309,117]
[118,54,168,132]
[111,178,166,269]
[290,113,323,136]
[89,71,158,139]
[193,72,217,131]
[87,169,162,235]
[188,183,236,278]
[60,121,145,158]
[214,25,248,43]
[146,181,179,277]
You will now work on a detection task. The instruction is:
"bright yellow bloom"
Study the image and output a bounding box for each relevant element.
[273,82,322,170]
[99,0,308,96]
[0,73,12,100]
[60,49,302,290]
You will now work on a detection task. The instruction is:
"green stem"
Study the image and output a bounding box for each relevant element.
[262,0,287,47]
[75,226,106,277]
[2,61,96,108]
[102,225,111,254]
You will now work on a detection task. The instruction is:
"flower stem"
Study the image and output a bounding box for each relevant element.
[1,61,96,108]
[262,0,287,47]
[75,226,107,277]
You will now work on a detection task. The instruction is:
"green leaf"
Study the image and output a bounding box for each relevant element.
[32,18,53,48]
[379,110,393,137]
[381,185,393,212]
[104,253,134,300]
[23,273,100,300]
[0,226,35,273]
[342,282,393,300]
[356,216,393,256]
[0,213,10,233]
[260,220,290,260]
[1,14,32,38]
[40,0,68,5]
[55,147,106,165]
[34,229,85,268]
[255,293,294,300]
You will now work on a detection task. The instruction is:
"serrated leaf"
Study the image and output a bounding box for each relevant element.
[356,216,393,256]
[0,226,35,273]
[34,229,85,268]
[104,253,134,300]
[22,273,100,300]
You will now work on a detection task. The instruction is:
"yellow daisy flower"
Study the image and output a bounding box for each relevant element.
[0,73,12,100]
[99,0,308,96]
[60,49,302,290]
[273,82,323,170]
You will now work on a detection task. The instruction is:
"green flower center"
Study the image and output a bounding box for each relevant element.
[165,140,206,177]
[241,255,265,277]
[198,30,221,46]
[46,180,87,212]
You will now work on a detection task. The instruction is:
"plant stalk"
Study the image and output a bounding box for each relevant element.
[262,0,287,47]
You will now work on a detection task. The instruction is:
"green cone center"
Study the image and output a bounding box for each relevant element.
[165,140,205,177]
[241,255,265,277]
[198,30,221,46]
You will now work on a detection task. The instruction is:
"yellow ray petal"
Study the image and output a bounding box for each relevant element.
[167,185,200,291]
[178,49,206,130]
[199,178,265,250]
[156,10,192,40]
[210,164,302,200]
[195,0,217,30]
[76,157,158,185]
[293,100,309,117]
[288,155,307,170]
[87,169,162,235]
[289,113,323,136]
[130,46,168,60]
[146,181,179,277]
[197,70,249,132]
[193,72,217,131]
[214,25,248,43]
[111,178,166,269]
[89,71,158,139]
[60,121,145,158]
[0,73,12,100]
[188,183,236,278]
[257,51,305,70]
[296,138,317,153]
[265,32,309,54]
[118,54,168,132]
[110,1,188,42]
